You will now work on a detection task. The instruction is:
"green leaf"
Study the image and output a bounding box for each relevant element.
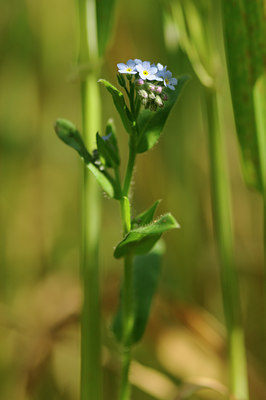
[54,118,116,198]
[136,75,189,153]
[112,242,164,345]
[105,118,119,152]
[54,119,92,163]
[131,200,161,228]
[98,79,132,134]
[114,213,179,259]
[253,74,266,192]
[222,0,266,191]
[96,0,117,57]
[87,163,115,198]
[96,132,120,168]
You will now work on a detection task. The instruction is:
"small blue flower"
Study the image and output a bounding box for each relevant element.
[117,59,137,74]
[158,69,177,90]
[135,61,158,81]
[155,64,167,82]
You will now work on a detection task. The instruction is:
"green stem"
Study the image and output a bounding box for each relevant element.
[117,139,137,400]
[205,88,249,400]
[77,1,102,399]
[119,254,134,400]
[123,140,136,197]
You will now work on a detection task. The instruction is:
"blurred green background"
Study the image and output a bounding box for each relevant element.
[0,0,265,399]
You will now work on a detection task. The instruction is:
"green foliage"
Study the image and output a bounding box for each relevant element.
[222,0,266,191]
[98,79,132,134]
[96,131,120,168]
[114,213,179,258]
[54,119,92,164]
[131,200,161,228]
[54,119,116,198]
[112,242,164,345]
[253,74,266,191]
[136,75,189,153]
[96,0,117,57]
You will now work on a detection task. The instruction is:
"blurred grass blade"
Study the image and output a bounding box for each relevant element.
[222,0,266,191]
[170,1,213,88]
[253,74,266,191]
[98,79,132,134]
[112,242,164,345]
[96,0,117,57]
[136,75,189,153]
[114,213,179,258]
[177,377,233,400]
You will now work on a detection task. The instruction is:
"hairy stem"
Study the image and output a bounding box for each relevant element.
[118,140,137,400]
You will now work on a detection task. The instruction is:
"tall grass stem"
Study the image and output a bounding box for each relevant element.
[77,1,102,399]
[205,88,249,400]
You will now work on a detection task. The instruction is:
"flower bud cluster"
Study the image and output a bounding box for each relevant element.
[136,80,168,112]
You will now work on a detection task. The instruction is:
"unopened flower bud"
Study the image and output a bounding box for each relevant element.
[155,86,163,94]
[136,78,144,86]
[155,95,164,108]
[161,93,168,101]
[148,84,156,91]
[138,89,148,99]
[149,92,156,100]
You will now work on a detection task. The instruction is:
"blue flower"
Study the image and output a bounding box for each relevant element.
[155,64,167,82]
[159,69,177,90]
[117,59,137,74]
[135,61,158,81]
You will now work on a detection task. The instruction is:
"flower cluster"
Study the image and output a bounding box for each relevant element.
[117,59,177,90]
[117,59,178,112]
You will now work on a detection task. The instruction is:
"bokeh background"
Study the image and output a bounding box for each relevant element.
[0,0,265,399]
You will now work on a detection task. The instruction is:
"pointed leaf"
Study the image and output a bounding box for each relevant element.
[54,119,116,198]
[98,79,132,134]
[112,242,164,345]
[87,163,115,198]
[96,132,120,167]
[114,213,179,259]
[131,200,161,228]
[106,118,119,155]
[136,75,189,153]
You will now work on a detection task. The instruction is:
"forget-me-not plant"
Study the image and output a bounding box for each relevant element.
[54,58,188,400]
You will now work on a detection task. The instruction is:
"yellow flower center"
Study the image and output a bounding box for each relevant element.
[143,70,149,76]
[126,67,132,72]
[165,78,169,84]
